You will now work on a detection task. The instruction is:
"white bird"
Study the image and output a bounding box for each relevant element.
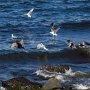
[24,8,34,18]
[37,43,48,51]
[12,34,17,39]
[79,41,90,48]
[66,40,76,49]
[50,23,60,38]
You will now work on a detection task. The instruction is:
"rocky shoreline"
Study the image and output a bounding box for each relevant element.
[0,65,73,90]
[1,77,72,90]
[0,64,90,90]
[2,77,41,90]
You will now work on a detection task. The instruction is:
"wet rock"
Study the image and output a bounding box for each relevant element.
[77,47,90,56]
[62,84,72,90]
[2,77,42,90]
[41,78,62,90]
[41,65,70,73]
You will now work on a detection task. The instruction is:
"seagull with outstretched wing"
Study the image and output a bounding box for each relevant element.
[24,8,34,18]
[50,23,60,38]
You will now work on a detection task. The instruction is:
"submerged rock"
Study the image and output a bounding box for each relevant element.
[2,77,42,90]
[41,65,70,73]
[42,78,62,90]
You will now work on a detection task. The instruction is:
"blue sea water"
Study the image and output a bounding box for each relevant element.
[0,0,90,89]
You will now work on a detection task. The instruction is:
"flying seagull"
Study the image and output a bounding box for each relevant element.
[24,8,34,18]
[37,43,48,51]
[50,23,60,38]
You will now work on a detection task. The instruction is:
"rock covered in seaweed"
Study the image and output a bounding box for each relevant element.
[41,65,70,73]
[2,77,42,90]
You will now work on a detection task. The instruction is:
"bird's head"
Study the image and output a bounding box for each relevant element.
[50,23,54,27]
[67,40,71,43]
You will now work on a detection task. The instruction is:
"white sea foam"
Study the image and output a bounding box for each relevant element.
[35,67,87,78]
[55,75,65,82]
[65,67,75,76]
[75,71,86,75]
[35,69,66,82]
[73,84,90,90]
[35,70,57,78]
[35,67,80,79]
[35,67,89,87]
[0,87,7,90]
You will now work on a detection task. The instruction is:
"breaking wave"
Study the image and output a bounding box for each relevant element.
[0,48,90,61]
[35,66,90,89]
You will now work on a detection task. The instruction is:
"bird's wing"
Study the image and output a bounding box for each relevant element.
[20,39,24,45]
[50,23,60,33]
[28,8,34,14]
[50,27,54,32]
[84,41,90,45]
[54,26,60,33]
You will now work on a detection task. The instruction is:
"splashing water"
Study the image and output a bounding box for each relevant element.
[65,67,75,76]
[73,84,90,90]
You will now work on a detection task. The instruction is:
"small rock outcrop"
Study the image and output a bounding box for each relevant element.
[2,77,42,90]
[41,65,70,73]
[41,78,62,90]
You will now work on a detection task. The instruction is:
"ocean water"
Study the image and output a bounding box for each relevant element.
[0,0,90,89]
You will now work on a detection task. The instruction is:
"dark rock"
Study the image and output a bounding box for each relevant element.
[62,84,72,90]
[2,77,42,90]
[41,78,62,90]
[41,65,70,73]
[77,47,90,56]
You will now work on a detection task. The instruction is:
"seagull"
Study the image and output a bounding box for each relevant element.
[66,40,76,49]
[50,23,60,38]
[12,34,18,39]
[24,8,34,18]
[11,39,24,48]
[37,43,48,51]
[79,41,90,48]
